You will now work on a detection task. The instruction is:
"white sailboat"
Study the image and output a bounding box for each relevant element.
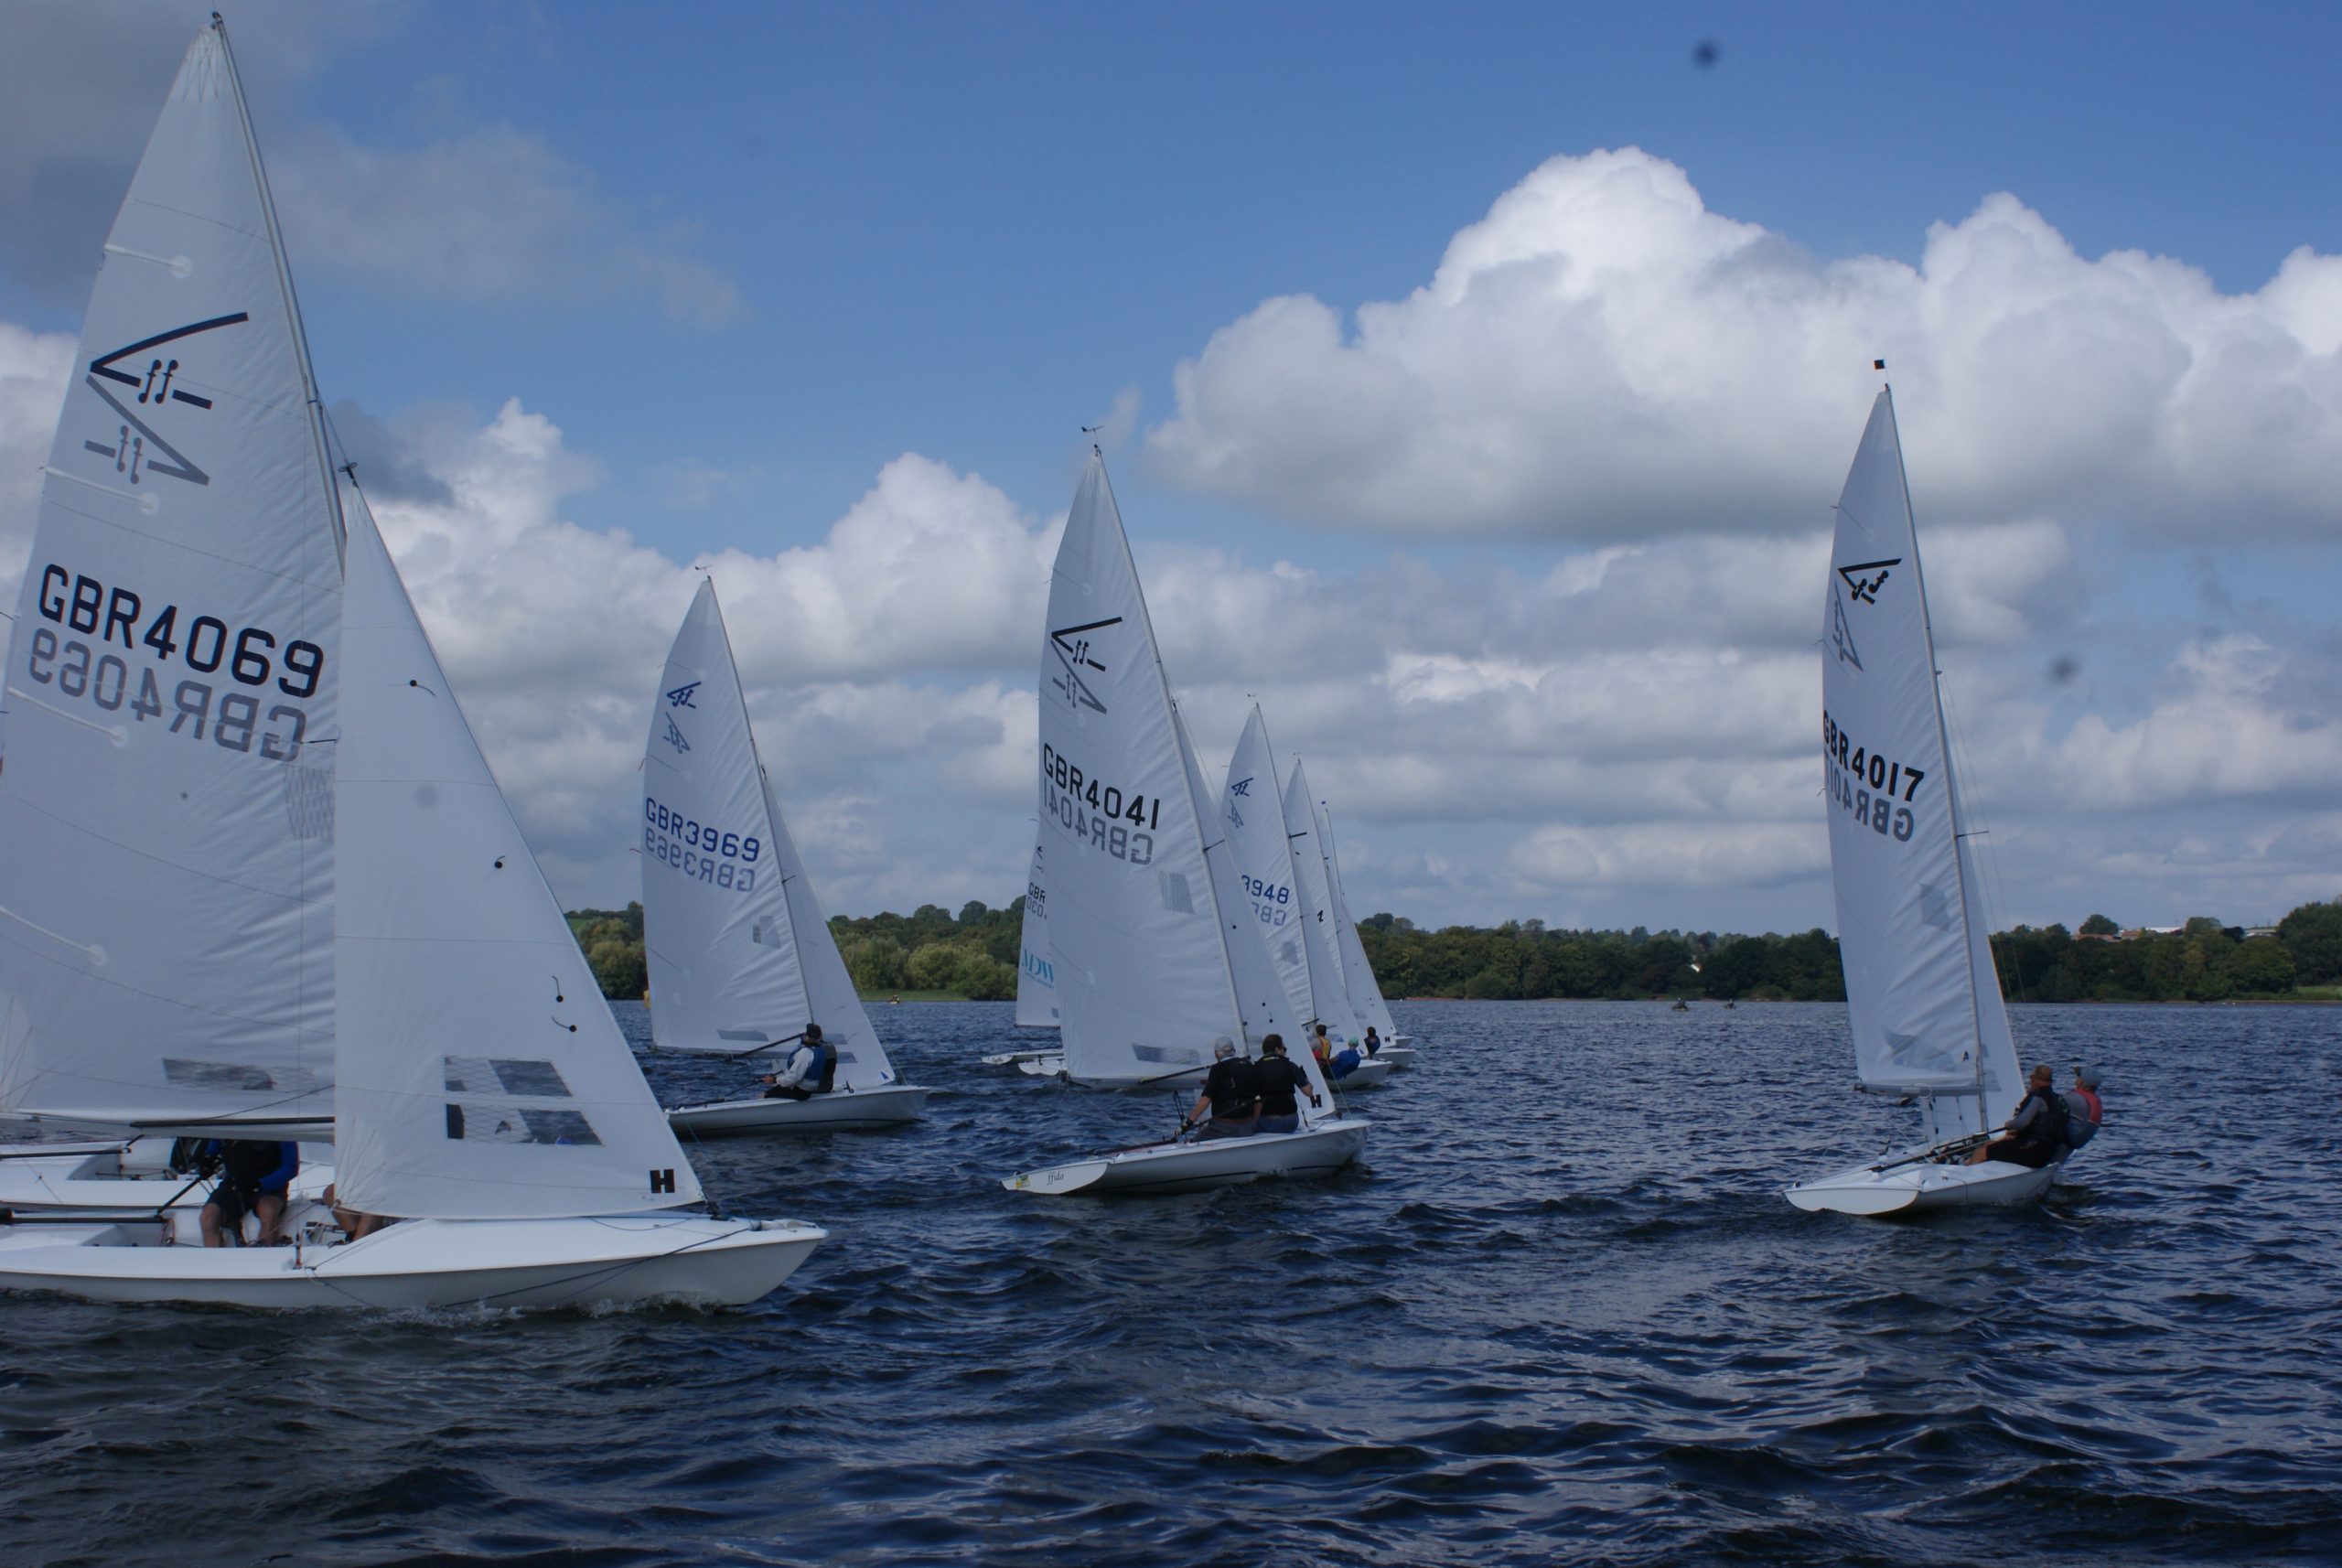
[642,579,930,1133]
[0,22,820,1305]
[981,837,1060,1068]
[1278,760,1393,1086]
[1004,454,1366,1195]
[1785,383,2047,1217]
[1309,792,1415,1066]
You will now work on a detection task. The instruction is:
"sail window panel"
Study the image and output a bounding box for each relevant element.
[1158,872,1194,916]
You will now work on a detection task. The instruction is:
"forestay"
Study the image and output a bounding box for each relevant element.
[640,579,895,1090]
[0,25,340,1135]
[1281,761,1368,1046]
[1822,390,2020,1140]
[1014,838,1058,1027]
[332,509,700,1219]
[1038,454,1243,1085]
[1219,708,1318,1030]
[1314,795,1401,1043]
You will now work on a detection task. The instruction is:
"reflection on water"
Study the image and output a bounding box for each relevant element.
[2,1000,2337,1565]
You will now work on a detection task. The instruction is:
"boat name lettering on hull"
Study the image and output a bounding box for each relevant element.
[1044,779,1154,866]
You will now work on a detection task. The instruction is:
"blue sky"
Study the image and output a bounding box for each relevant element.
[5,0,2341,935]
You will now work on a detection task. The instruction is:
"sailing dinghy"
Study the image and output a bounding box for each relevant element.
[982,837,1061,1068]
[1784,384,2048,1217]
[642,580,930,1133]
[1278,758,1393,1088]
[1004,454,1367,1195]
[0,21,820,1306]
[1309,791,1415,1067]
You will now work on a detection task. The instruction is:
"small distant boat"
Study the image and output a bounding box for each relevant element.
[1003,452,1366,1195]
[641,580,929,1135]
[0,21,819,1306]
[1785,381,2049,1218]
[1305,779,1416,1065]
[982,840,1061,1068]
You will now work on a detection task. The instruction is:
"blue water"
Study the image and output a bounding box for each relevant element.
[3,1000,2337,1566]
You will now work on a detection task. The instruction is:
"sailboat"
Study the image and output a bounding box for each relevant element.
[982,838,1061,1069]
[1785,382,2046,1217]
[1004,454,1366,1195]
[1276,757,1394,1087]
[0,21,820,1305]
[641,579,929,1133]
[1307,792,1415,1066]
[1217,712,1391,1088]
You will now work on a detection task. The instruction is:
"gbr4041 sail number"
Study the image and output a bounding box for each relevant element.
[1822,711,1928,843]
[1040,743,1159,865]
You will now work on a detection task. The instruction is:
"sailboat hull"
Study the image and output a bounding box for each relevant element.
[1324,1058,1394,1090]
[666,1085,931,1135]
[0,1213,824,1310]
[0,1142,337,1218]
[1785,1149,2059,1217]
[1004,1119,1369,1197]
[1366,1046,1417,1069]
[981,1048,1060,1067]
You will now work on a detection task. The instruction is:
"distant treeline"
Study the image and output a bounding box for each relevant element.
[564,897,2342,1005]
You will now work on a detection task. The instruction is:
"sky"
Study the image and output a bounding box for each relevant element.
[4,0,2341,937]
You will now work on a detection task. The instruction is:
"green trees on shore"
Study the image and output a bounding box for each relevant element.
[566,897,2342,1005]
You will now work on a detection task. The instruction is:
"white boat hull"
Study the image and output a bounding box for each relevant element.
[981,1049,1060,1067]
[1004,1119,1369,1197]
[1324,1057,1393,1090]
[1785,1146,2060,1216]
[0,1211,825,1309]
[1366,1046,1417,1069]
[666,1085,931,1135]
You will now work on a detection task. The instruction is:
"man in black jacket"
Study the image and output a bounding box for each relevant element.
[1183,1038,1261,1140]
[1252,1034,1322,1135]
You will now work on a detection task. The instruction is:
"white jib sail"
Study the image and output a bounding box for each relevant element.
[332,508,700,1219]
[1822,389,2021,1142]
[1314,795,1400,1041]
[1038,453,1244,1086]
[1014,836,1058,1026]
[1281,761,1368,1046]
[641,578,894,1089]
[1219,708,1317,1029]
[0,23,340,1134]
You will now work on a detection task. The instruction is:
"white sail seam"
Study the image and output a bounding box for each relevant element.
[102,243,192,276]
[41,466,160,514]
[5,686,127,746]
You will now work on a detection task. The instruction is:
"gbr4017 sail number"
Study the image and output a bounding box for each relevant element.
[1040,743,1159,865]
[1822,710,1927,843]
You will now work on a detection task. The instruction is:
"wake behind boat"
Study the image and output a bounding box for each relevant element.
[641,579,929,1136]
[1783,378,2057,1218]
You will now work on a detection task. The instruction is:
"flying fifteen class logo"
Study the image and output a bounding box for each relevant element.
[1048,617,1120,714]
[665,681,700,710]
[1829,585,1864,671]
[1837,558,1901,605]
[663,715,691,753]
[1225,774,1252,829]
[81,312,250,488]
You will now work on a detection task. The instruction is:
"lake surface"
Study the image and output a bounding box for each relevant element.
[3,1000,2337,1566]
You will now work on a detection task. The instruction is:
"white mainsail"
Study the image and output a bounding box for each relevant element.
[1822,388,2021,1144]
[0,24,340,1136]
[1313,794,1401,1042]
[1281,760,1367,1045]
[1014,837,1058,1027]
[1038,453,1247,1087]
[641,578,897,1090]
[1219,708,1320,1029]
[332,506,700,1219]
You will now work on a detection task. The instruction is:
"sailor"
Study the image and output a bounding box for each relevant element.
[1362,1026,1383,1056]
[2063,1067,2105,1151]
[1183,1037,1260,1139]
[1252,1034,1321,1134]
[761,1023,838,1101]
[197,1139,298,1247]
[1327,1036,1364,1080]
[1967,1063,2068,1167]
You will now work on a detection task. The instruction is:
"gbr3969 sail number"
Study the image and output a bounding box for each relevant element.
[1822,710,1927,843]
[1041,743,1157,865]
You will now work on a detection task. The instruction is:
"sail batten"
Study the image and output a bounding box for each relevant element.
[1822,390,2021,1140]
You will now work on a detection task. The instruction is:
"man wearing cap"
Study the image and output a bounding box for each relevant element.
[2063,1067,2105,1152]
[1183,1037,1261,1140]
[1966,1063,2068,1167]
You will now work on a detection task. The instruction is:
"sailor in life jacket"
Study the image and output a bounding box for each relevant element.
[2062,1066,2105,1151]
[1967,1063,2069,1168]
[761,1023,839,1101]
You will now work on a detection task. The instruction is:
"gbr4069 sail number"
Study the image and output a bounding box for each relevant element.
[1821,710,1928,843]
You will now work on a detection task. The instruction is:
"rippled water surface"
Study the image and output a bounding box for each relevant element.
[4,1000,2338,1566]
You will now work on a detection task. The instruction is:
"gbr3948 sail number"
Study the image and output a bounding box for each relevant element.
[1822,711,1927,843]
